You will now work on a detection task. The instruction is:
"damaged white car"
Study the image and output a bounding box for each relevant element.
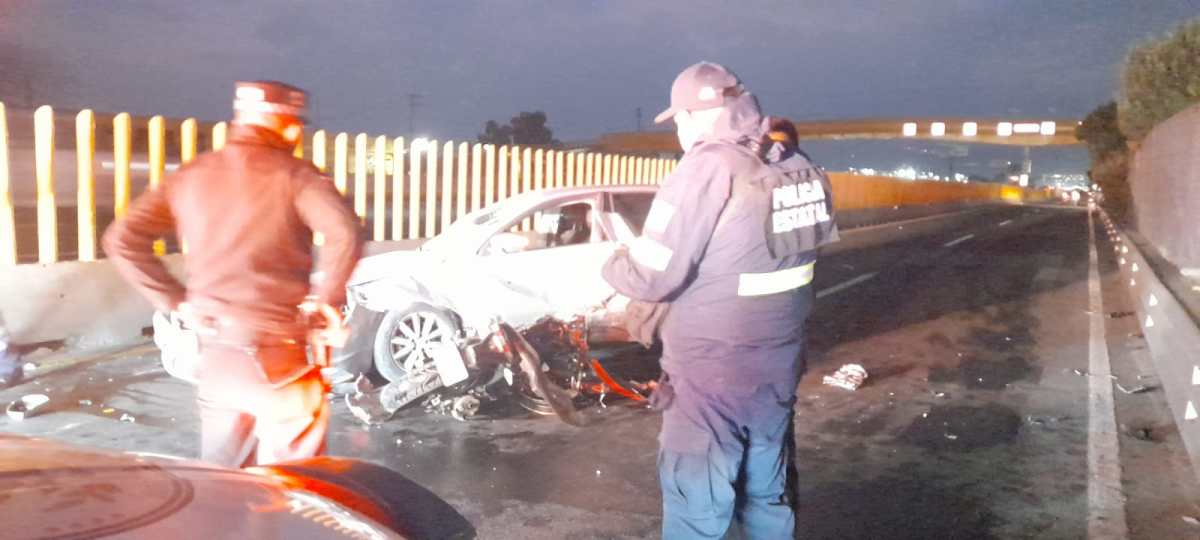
[333,186,657,384]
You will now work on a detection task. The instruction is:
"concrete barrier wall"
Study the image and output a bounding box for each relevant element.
[828,173,1033,210]
[0,255,184,348]
[1111,217,1200,483]
[1128,103,1200,274]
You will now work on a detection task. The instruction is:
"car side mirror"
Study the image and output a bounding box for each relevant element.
[483,232,530,255]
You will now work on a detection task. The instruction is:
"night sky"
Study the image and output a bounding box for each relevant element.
[2,1,1196,176]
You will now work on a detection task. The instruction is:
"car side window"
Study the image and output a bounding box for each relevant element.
[482,201,598,255]
[610,193,655,236]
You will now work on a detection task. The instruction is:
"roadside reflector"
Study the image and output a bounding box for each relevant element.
[1132,263,1139,273]
[1187,401,1198,421]
[1148,294,1158,307]
[1145,315,1154,328]
[1193,366,1200,386]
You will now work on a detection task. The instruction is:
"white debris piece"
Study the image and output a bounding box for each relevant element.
[823,364,869,391]
[6,394,49,421]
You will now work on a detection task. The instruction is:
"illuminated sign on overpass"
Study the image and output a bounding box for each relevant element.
[593,118,1082,154]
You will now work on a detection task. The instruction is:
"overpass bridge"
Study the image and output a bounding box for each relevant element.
[2,100,1199,539]
[592,117,1083,154]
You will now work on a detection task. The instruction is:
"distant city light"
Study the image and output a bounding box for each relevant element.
[997,122,1013,137]
[894,166,918,180]
[410,137,432,152]
[961,122,978,137]
[930,122,946,137]
[1019,173,1030,187]
[902,122,918,137]
[954,173,968,182]
[1013,123,1040,134]
[1040,121,1057,135]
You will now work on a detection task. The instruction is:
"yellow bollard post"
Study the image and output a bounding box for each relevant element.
[391,137,405,241]
[312,130,327,172]
[293,128,304,159]
[148,115,166,255]
[441,141,454,233]
[114,113,132,219]
[522,148,533,195]
[76,110,97,261]
[566,152,576,188]
[34,106,57,264]
[544,150,555,189]
[509,146,520,199]
[408,139,423,240]
[534,149,545,193]
[0,102,14,266]
[333,132,348,195]
[483,144,496,207]
[605,155,614,186]
[497,146,509,202]
[211,121,227,151]
[456,142,468,221]
[354,133,368,222]
[424,140,438,238]
[180,118,197,164]
[584,154,595,186]
[373,135,388,241]
[556,151,566,189]
[521,147,533,230]
[471,143,483,212]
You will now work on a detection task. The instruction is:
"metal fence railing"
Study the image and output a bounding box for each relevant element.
[0,102,678,266]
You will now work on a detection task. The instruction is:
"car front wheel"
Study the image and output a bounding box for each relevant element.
[373,303,460,383]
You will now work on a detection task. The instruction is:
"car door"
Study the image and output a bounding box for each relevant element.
[460,194,620,330]
[587,190,658,342]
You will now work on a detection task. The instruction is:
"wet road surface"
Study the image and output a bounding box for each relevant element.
[3,204,1199,539]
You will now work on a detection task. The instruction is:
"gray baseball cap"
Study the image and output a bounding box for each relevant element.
[654,61,744,124]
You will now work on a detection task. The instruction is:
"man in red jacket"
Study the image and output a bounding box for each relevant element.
[104,81,361,467]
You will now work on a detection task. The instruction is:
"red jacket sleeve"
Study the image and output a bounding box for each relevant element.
[102,185,186,311]
[294,169,362,306]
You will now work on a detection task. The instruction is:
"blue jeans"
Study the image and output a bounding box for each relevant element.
[657,378,797,539]
[0,343,20,386]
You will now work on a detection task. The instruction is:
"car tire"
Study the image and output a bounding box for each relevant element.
[373,303,461,383]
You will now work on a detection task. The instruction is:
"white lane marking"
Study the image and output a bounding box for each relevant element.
[816,272,878,299]
[839,208,985,235]
[1085,209,1129,539]
[943,233,975,248]
[999,219,1014,227]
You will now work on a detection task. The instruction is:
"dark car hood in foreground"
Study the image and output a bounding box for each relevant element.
[0,435,473,540]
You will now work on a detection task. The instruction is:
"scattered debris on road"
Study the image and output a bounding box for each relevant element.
[77,399,92,406]
[1108,311,1135,319]
[1026,415,1070,427]
[6,394,49,421]
[1068,368,1117,380]
[1182,516,1200,527]
[1116,383,1157,395]
[346,375,392,425]
[823,364,868,391]
[119,413,136,423]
